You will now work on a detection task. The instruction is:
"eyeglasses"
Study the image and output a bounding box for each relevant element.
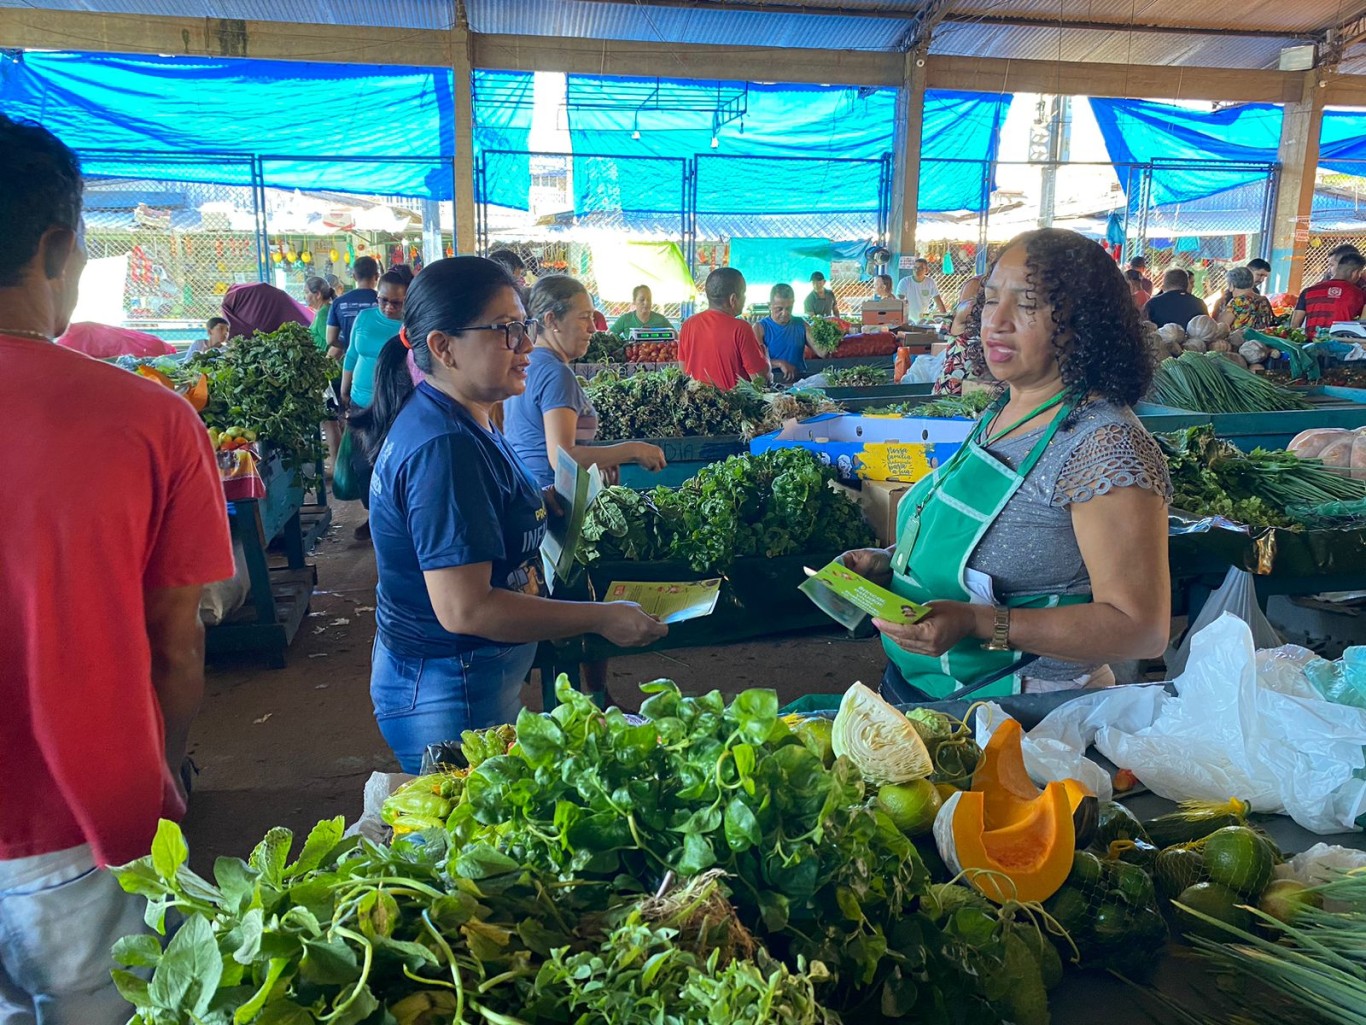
[451,319,539,351]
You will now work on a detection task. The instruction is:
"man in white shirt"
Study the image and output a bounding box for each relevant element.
[896,258,947,323]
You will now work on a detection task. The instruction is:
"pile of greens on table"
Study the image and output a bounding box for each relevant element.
[1149,352,1312,414]
[822,365,889,388]
[113,680,1054,1025]
[1158,426,1366,528]
[865,391,995,420]
[577,447,875,572]
[585,369,840,442]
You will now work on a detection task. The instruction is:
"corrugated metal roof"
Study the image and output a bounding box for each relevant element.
[945,0,1330,35]
[466,0,909,51]
[0,0,455,30]
[929,20,1299,69]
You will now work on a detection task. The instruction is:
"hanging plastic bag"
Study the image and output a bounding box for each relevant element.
[899,352,945,385]
[1166,565,1280,676]
[1095,614,1366,834]
[333,429,372,502]
[199,540,249,626]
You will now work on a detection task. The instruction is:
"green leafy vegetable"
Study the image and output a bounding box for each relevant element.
[807,318,844,357]
[823,365,889,388]
[1149,352,1312,414]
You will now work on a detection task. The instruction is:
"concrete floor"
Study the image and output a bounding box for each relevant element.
[182,497,887,870]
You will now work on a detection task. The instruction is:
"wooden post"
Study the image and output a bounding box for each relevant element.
[1269,70,1326,296]
[452,6,478,255]
[889,46,928,271]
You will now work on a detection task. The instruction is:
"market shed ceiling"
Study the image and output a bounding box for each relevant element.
[0,0,1361,71]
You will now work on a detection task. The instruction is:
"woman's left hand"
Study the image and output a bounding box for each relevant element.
[873,601,981,657]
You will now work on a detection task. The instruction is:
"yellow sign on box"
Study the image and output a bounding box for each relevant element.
[857,442,936,484]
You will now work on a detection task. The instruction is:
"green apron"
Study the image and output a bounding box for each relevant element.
[884,393,1090,699]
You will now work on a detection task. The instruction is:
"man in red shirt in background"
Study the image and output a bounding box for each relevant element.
[678,268,771,390]
[1293,251,1366,338]
[0,116,234,1023]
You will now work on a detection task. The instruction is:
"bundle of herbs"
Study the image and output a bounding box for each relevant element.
[586,368,766,440]
[576,448,874,573]
[807,318,844,357]
[1149,351,1313,414]
[186,322,334,474]
[1158,426,1366,528]
[823,365,889,388]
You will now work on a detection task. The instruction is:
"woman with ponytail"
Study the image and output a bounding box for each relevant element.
[352,257,667,772]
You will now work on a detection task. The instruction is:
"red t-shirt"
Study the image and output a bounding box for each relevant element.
[678,309,769,390]
[1300,279,1366,338]
[1,336,234,866]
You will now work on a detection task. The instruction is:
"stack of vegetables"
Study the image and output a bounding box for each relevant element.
[113,679,1063,1025]
[581,331,627,363]
[578,448,875,573]
[823,365,890,388]
[1159,425,1366,527]
[1149,351,1313,413]
[585,368,840,442]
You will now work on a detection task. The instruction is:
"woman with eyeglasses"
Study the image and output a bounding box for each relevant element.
[505,275,667,489]
[342,270,408,415]
[349,257,668,772]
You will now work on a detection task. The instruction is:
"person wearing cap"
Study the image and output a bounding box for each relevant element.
[804,272,840,318]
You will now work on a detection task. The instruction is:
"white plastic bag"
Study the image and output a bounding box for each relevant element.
[1096,614,1366,834]
[344,771,413,843]
[199,540,249,626]
[1166,565,1280,677]
[899,352,945,384]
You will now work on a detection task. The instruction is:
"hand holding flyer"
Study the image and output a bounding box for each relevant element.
[799,559,930,631]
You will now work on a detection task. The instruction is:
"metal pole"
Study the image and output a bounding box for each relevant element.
[252,157,269,282]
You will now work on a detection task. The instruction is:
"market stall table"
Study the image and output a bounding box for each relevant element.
[206,448,330,667]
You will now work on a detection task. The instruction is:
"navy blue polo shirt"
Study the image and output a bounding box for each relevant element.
[370,381,547,657]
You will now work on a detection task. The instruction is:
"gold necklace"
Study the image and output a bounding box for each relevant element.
[0,328,54,342]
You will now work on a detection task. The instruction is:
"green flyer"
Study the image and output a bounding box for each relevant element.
[799,559,930,631]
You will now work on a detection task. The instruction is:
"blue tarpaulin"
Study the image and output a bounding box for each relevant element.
[564,78,1011,216]
[472,70,535,210]
[1318,109,1366,174]
[0,50,456,198]
[1086,98,1281,205]
[918,90,1013,212]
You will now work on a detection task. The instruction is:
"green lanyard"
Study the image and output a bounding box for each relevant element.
[982,391,1068,446]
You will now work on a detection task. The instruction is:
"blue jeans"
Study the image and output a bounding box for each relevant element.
[370,635,535,773]
[0,844,149,1025]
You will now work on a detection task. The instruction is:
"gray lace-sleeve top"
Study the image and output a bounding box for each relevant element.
[965,400,1172,681]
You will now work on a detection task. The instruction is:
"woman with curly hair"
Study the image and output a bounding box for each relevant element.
[840,228,1172,700]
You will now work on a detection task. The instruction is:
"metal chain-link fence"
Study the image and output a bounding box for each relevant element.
[1306,159,1366,290]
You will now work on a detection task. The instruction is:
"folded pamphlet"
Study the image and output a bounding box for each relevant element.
[799,559,930,631]
[603,579,722,624]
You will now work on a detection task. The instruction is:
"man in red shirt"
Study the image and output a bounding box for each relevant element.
[678,268,770,390]
[1293,252,1366,338]
[0,116,234,1023]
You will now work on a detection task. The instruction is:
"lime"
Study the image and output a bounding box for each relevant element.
[1043,886,1090,937]
[876,779,943,836]
[934,782,961,804]
[794,718,835,769]
[1110,861,1157,908]
[1092,902,1133,948]
[1154,844,1205,899]
[1070,850,1104,890]
[1175,881,1253,941]
[1203,827,1274,899]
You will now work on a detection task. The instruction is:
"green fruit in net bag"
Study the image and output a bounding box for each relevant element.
[1070,850,1104,890]
[1175,881,1253,941]
[1043,885,1090,938]
[1109,860,1158,909]
[876,778,943,836]
[1154,843,1206,899]
[1202,826,1274,899]
[1095,800,1152,848]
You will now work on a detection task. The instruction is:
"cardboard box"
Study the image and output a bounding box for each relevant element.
[750,412,972,483]
[860,300,905,326]
[836,479,912,546]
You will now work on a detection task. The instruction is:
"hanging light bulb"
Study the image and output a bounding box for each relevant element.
[632,128,641,141]
[710,135,719,149]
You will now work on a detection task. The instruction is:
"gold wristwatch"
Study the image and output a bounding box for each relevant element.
[983,606,1011,652]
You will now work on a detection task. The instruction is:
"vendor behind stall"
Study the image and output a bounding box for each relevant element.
[505,274,667,487]
[804,272,840,318]
[353,257,667,771]
[1292,252,1366,339]
[609,285,672,336]
[842,228,1172,701]
[678,268,770,390]
[754,283,813,383]
[221,282,312,339]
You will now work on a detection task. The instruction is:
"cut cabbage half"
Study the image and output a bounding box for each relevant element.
[831,682,933,785]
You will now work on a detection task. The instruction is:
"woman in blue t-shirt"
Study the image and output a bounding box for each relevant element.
[504,275,667,488]
[349,257,668,771]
